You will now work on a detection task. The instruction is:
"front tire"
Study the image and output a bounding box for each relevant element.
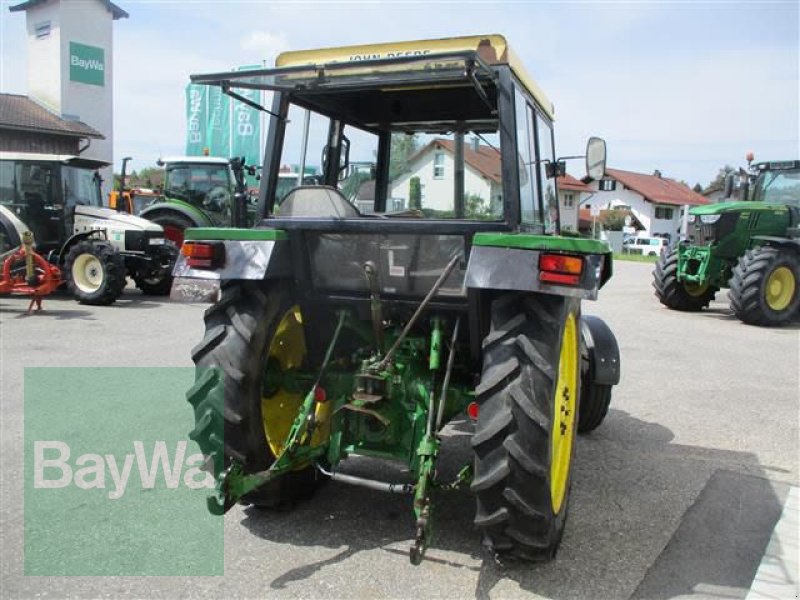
[472,293,581,561]
[653,248,716,311]
[64,241,126,305]
[187,281,325,508]
[729,246,800,326]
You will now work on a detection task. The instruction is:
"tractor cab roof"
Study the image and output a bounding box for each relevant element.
[157,156,231,166]
[0,151,109,169]
[190,34,554,127]
[753,160,800,172]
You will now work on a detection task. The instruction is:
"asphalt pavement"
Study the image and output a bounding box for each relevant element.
[1,260,797,599]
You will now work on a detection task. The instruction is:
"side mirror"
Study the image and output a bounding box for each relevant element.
[586,137,607,180]
[723,173,734,198]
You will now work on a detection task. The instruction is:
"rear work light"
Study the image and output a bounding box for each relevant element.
[181,241,225,269]
[539,253,584,286]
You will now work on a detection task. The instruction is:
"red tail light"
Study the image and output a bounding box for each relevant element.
[181,242,224,269]
[539,253,584,286]
[467,401,479,421]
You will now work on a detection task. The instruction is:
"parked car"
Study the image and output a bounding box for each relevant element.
[625,236,669,256]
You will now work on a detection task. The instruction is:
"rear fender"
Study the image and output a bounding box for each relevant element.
[140,203,209,227]
[465,233,612,300]
[581,315,620,386]
[57,230,107,264]
[170,228,291,302]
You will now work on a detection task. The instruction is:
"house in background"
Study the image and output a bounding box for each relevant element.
[0,92,103,154]
[389,138,503,213]
[556,173,592,232]
[583,167,709,241]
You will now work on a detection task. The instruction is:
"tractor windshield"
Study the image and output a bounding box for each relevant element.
[751,168,800,206]
[164,163,232,208]
[63,166,102,207]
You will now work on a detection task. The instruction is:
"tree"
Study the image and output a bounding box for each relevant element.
[708,165,736,190]
[409,177,421,209]
[465,193,492,220]
[389,133,419,181]
[601,211,627,231]
[693,183,703,193]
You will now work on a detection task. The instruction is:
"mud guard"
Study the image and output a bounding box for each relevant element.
[581,315,620,386]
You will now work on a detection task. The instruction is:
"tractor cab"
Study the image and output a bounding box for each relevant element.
[750,160,800,207]
[0,153,105,254]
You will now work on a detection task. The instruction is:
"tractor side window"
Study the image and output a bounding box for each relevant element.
[0,161,15,205]
[19,164,55,208]
[515,89,538,225]
[63,166,102,207]
[535,113,557,233]
[339,125,378,214]
[754,170,800,206]
[276,105,331,205]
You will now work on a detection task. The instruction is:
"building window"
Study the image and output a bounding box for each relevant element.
[34,21,51,39]
[655,206,674,219]
[433,153,445,179]
[563,193,574,208]
[598,179,616,191]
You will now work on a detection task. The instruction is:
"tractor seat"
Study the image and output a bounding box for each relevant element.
[276,186,361,218]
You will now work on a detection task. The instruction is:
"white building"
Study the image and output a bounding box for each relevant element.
[583,168,709,242]
[389,138,503,213]
[10,0,128,195]
[556,173,593,232]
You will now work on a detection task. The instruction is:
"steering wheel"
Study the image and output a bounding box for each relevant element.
[203,186,231,212]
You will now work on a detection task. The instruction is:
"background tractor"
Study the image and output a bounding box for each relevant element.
[653,156,800,325]
[176,35,621,564]
[138,156,246,246]
[0,152,176,304]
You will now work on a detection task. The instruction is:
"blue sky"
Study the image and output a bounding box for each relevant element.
[1,1,798,187]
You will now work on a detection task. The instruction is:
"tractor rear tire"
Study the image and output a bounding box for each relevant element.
[472,292,581,561]
[64,240,126,305]
[729,246,800,326]
[653,248,717,311]
[187,280,325,509]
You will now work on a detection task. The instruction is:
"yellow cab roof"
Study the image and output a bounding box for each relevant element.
[275,34,555,120]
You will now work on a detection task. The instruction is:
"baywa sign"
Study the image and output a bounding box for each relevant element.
[69,41,105,87]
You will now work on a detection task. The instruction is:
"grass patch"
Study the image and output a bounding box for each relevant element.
[613,252,660,263]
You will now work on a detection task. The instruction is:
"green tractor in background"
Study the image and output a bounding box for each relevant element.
[654,157,800,325]
[175,35,621,564]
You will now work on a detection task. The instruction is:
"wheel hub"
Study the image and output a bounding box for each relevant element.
[71,254,103,293]
[765,266,795,311]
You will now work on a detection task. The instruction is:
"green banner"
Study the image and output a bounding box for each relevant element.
[185,83,207,156]
[24,368,223,576]
[206,85,230,158]
[69,41,104,87]
[230,65,262,166]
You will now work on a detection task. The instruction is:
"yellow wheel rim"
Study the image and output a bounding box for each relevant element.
[550,312,578,515]
[261,306,331,458]
[765,266,795,311]
[684,282,708,297]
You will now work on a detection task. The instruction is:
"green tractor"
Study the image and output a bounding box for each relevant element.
[138,156,239,247]
[176,35,621,563]
[653,157,800,325]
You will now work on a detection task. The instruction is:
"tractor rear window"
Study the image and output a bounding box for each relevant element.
[274,103,502,220]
